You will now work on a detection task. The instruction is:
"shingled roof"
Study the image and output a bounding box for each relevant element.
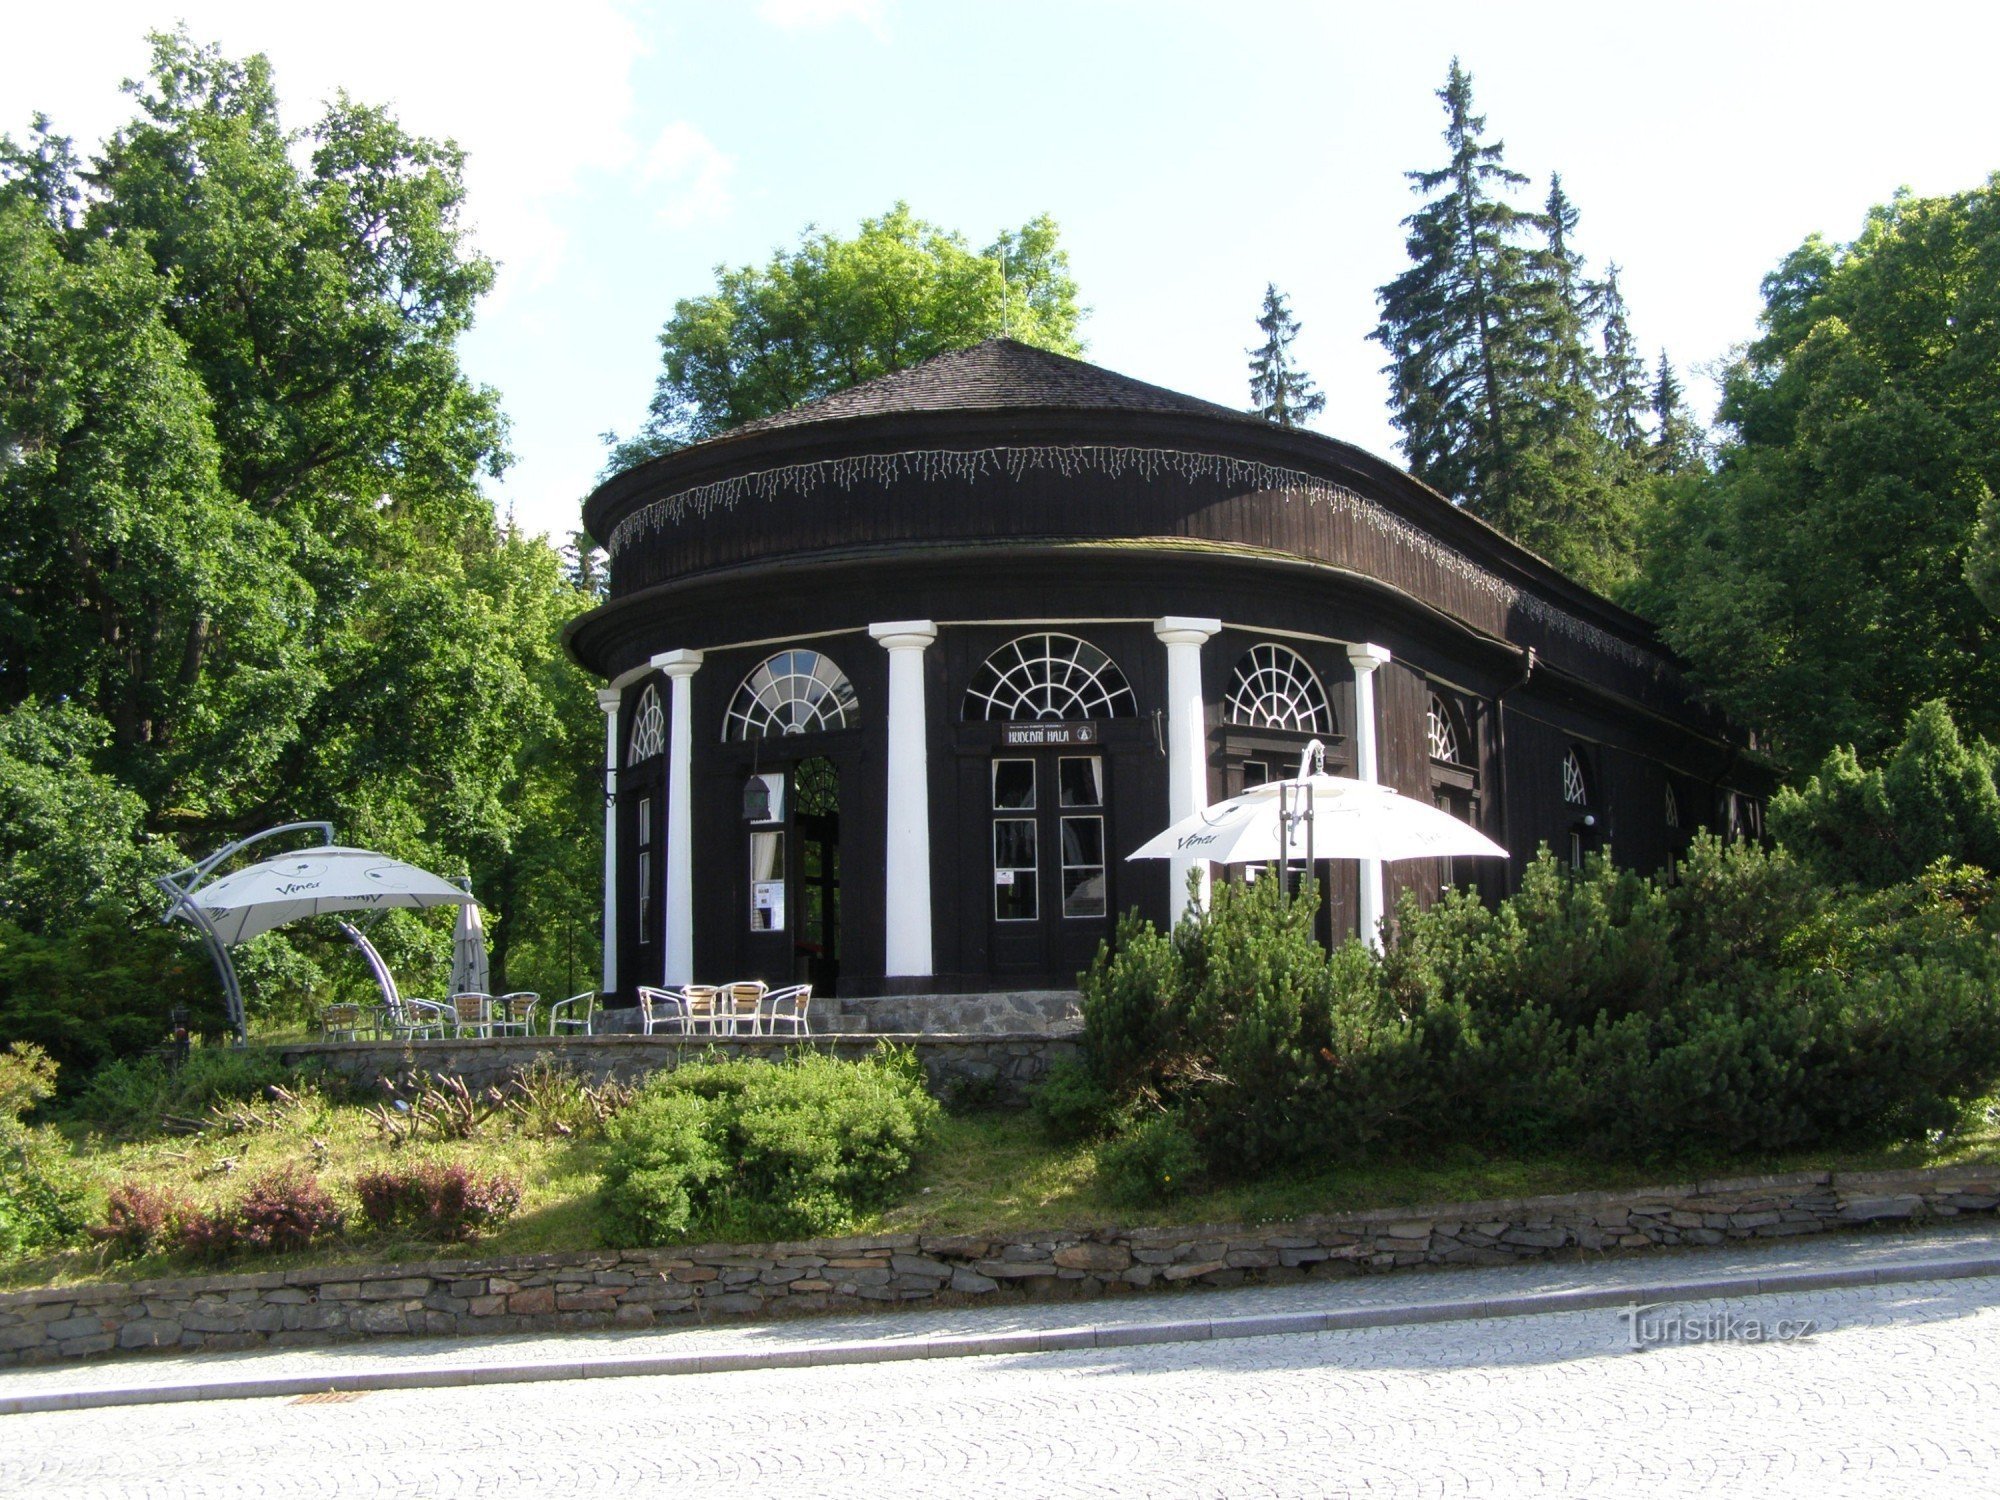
[723,337,1258,437]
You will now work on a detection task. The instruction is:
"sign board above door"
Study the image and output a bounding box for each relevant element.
[1001,722,1100,747]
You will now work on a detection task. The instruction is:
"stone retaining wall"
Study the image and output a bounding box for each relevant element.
[276,1032,1078,1106]
[5,1165,1997,1367]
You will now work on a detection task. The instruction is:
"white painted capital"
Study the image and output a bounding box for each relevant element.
[596,687,622,715]
[1346,642,1392,674]
[652,648,704,678]
[1153,616,1223,647]
[870,620,938,653]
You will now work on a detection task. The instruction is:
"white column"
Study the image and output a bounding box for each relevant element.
[596,687,622,995]
[1154,617,1223,925]
[870,621,937,978]
[652,649,703,986]
[1347,642,1392,951]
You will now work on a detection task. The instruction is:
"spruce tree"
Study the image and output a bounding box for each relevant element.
[1375,64,1637,590]
[1537,174,1595,409]
[1246,283,1326,428]
[1650,350,1703,473]
[1372,58,1544,524]
[1591,264,1649,456]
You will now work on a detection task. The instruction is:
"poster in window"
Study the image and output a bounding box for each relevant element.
[752,880,786,931]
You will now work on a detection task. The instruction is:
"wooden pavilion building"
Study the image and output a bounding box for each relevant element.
[567,339,1764,1009]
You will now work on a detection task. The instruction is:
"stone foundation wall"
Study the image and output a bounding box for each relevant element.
[275,1033,1078,1106]
[836,991,1081,1035]
[5,1166,1996,1367]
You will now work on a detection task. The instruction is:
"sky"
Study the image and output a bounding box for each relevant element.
[8,1,1999,540]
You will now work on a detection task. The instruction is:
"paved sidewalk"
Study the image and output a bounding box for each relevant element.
[4,1220,1997,1415]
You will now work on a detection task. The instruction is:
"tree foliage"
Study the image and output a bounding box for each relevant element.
[1245,283,1325,427]
[1631,180,2000,766]
[1770,700,2000,889]
[0,32,602,1051]
[611,203,1085,466]
[1373,63,1642,592]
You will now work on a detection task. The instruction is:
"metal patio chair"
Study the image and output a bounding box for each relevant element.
[636,986,691,1037]
[678,985,721,1036]
[377,994,450,1041]
[318,1002,365,1042]
[720,980,768,1036]
[546,991,598,1037]
[760,984,812,1037]
[491,992,540,1037]
[448,992,495,1039]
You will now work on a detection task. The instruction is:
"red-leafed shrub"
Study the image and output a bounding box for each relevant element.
[354,1162,521,1242]
[90,1181,194,1258]
[176,1169,344,1259]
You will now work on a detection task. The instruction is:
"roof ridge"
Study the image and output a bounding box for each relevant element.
[717,337,1256,440]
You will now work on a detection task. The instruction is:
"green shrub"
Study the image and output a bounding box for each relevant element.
[69,1047,324,1131]
[1031,1056,1116,1143]
[1077,835,2000,1176]
[1772,700,2000,889]
[0,1115,88,1256]
[0,1043,87,1256]
[1097,1112,1204,1208]
[599,1047,940,1246]
[0,1041,57,1121]
[600,1088,730,1245]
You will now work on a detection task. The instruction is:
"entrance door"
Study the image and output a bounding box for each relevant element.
[988,751,1111,982]
[791,756,840,996]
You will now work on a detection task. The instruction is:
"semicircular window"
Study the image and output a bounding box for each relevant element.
[1561,746,1592,807]
[627,685,665,765]
[725,650,860,740]
[1427,694,1466,766]
[964,633,1138,722]
[1226,644,1331,733]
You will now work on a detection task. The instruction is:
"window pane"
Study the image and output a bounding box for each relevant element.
[1062,866,1106,918]
[750,831,786,932]
[993,818,1037,869]
[1241,761,1269,789]
[993,759,1035,809]
[1060,815,1104,866]
[1058,756,1103,807]
[637,797,652,847]
[1061,815,1105,918]
[993,818,1037,921]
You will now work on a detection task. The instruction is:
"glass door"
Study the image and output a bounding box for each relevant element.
[988,752,1111,981]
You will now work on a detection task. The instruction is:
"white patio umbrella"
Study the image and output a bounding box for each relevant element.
[187,846,474,944]
[158,825,478,1043]
[1126,756,1507,867]
[450,896,490,997]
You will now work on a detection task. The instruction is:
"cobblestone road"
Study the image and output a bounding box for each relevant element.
[9,1269,2000,1498]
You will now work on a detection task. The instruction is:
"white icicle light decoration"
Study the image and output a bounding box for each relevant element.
[607,444,1651,667]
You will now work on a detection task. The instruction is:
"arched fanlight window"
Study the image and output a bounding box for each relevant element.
[1664,782,1682,829]
[627,685,665,765]
[1427,694,1467,766]
[1561,746,1591,807]
[725,649,859,740]
[963,633,1138,721]
[1226,644,1331,733]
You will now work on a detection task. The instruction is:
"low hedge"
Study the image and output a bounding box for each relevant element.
[1073,837,2000,1185]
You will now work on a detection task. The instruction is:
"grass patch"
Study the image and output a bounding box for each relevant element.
[7,1060,1999,1292]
